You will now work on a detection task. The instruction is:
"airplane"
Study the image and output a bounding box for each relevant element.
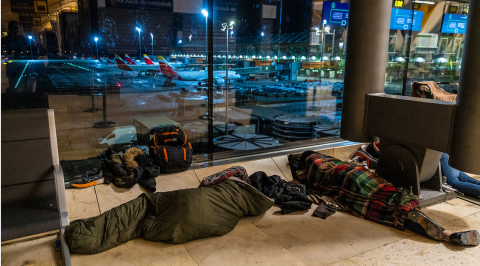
[156,56,241,85]
[143,54,162,65]
[125,54,137,65]
[114,54,160,75]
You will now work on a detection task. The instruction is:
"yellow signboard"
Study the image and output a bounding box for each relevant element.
[394,0,404,8]
[34,1,47,13]
[449,6,458,14]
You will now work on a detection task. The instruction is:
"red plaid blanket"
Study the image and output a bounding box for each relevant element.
[305,153,419,230]
[199,166,249,187]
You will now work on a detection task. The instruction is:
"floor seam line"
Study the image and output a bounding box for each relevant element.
[181,244,200,266]
[193,169,201,183]
[93,186,102,214]
[439,208,480,227]
[253,223,306,265]
[330,235,411,265]
[271,157,289,181]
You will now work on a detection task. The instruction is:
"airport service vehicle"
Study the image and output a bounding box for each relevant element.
[155,56,241,85]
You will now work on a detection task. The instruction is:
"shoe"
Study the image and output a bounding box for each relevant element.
[66,168,104,188]
[355,146,378,169]
[408,210,445,241]
[365,142,380,159]
[348,156,368,169]
[449,230,480,246]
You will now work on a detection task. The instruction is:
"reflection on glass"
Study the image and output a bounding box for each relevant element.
[1,0,352,173]
[385,0,467,95]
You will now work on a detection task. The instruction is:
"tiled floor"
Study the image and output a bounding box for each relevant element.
[3,145,480,266]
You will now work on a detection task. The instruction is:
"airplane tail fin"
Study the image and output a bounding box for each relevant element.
[157,56,167,62]
[144,54,155,65]
[157,59,180,79]
[115,54,132,71]
[125,54,136,65]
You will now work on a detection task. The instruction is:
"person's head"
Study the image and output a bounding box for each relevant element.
[8,21,22,37]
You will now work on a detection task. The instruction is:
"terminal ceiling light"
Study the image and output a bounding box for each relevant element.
[291,56,295,59]
[240,55,243,58]
[301,56,306,60]
[322,56,329,60]
[28,35,32,40]
[201,9,208,17]
[311,56,316,60]
[396,57,406,62]
[178,40,182,44]
[252,55,256,59]
[282,56,287,59]
[266,55,270,59]
[415,1,435,4]
[415,57,426,62]
[334,56,341,61]
[274,56,278,59]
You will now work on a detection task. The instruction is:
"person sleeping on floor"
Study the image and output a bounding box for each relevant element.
[66,160,479,254]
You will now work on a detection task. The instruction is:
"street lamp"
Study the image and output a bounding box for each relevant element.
[28,35,33,59]
[136,27,141,59]
[94,37,99,60]
[150,33,153,55]
[202,9,208,60]
[221,21,234,135]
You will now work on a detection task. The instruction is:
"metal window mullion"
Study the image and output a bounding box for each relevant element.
[207,0,214,161]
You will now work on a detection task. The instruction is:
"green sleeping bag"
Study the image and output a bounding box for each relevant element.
[65,179,273,254]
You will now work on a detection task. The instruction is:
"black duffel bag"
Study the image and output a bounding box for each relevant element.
[149,126,193,173]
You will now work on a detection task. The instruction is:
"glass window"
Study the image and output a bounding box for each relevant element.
[2,0,352,176]
[384,0,469,95]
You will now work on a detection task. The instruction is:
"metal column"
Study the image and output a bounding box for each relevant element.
[449,0,480,174]
[207,0,214,161]
[340,0,392,143]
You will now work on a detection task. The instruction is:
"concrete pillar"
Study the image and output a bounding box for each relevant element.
[340,0,392,142]
[449,0,480,174]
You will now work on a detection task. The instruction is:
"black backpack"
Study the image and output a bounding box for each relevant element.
[149,127,193,173]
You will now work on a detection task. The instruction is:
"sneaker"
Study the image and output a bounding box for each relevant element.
[355,146,378,169]
[348,156,368,169]
[65,168,104,188]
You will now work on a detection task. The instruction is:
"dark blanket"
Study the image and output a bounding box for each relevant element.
[249,171,311,214]
[102,147,160,192]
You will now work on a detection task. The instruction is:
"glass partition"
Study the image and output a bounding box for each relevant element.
[3,0,470,175]
[210,0,348,159]
[384,0,469,95]
[1,0,351,171]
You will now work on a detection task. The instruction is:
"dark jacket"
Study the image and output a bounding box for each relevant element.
[102,147,159,192]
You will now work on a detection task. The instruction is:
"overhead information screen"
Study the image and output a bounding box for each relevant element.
[441,14,468,34]
[322,1,349,26]
[390,8,424,31]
